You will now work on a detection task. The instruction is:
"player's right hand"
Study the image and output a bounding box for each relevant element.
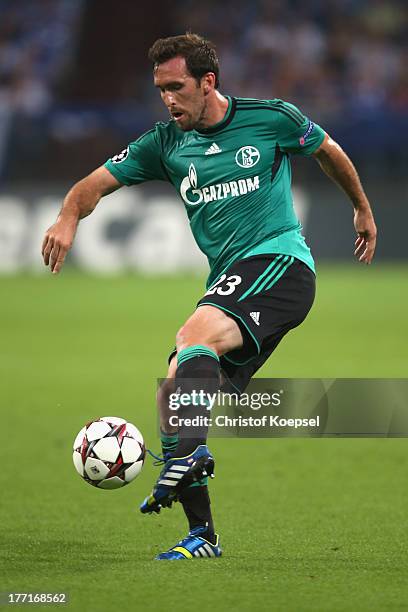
[42,218,78,274]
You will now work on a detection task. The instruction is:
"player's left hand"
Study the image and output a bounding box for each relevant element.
[353,208,377,264]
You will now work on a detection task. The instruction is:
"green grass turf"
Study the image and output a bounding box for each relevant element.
[1,264,408,611]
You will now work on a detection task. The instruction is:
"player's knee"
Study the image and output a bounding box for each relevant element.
[176,323,195,348]
[175,323,218,355]
[175,324,190,351]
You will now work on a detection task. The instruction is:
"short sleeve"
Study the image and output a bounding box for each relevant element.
[104,127,168,185]
[274,101,325,156]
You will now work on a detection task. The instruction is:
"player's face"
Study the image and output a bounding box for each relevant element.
[154,57,207,131]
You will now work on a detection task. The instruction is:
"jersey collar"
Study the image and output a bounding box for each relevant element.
[195,96,237,135]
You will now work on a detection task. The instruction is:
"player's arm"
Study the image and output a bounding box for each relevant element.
[42,127,166,274]
[42,166,122,274]
[313,134,377,264]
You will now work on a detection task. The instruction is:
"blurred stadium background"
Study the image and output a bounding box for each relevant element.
[0,0,407,272]
[1,2,408,611]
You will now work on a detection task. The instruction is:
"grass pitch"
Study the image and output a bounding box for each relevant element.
[1,264,408,611]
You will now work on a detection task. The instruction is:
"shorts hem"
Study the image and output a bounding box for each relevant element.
[197,301,260,365]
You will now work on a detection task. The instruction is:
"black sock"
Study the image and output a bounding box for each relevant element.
[179,485,216,544]
[173,345,220,457]
[172,346,219,541]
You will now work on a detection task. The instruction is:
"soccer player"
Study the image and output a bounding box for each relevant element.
[42,33,377,560]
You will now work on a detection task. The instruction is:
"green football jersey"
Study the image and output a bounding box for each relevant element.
[105,96,325,287]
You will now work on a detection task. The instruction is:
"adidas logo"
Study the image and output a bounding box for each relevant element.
[250,312,260,326]
[205,142,222,155]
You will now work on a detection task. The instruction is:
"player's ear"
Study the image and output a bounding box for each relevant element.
[202,73,215,94]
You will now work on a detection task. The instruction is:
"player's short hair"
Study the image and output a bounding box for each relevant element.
[148,32,220,88]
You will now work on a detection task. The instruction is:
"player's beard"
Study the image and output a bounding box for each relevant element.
[177,100,207,132]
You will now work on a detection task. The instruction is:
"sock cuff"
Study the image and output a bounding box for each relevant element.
[177,345,219,367]
[160,430,179,444]
[188,478,208,488]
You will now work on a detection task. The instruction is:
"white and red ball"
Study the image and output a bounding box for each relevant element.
[72,416,145,489]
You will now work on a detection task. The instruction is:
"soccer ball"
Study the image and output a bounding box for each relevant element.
[72,416,145,489]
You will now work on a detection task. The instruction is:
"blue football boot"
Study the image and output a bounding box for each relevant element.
[140,445,215,514]
[156,526,222,560]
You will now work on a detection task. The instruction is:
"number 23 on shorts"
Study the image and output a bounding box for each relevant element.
[205,274,242,296]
